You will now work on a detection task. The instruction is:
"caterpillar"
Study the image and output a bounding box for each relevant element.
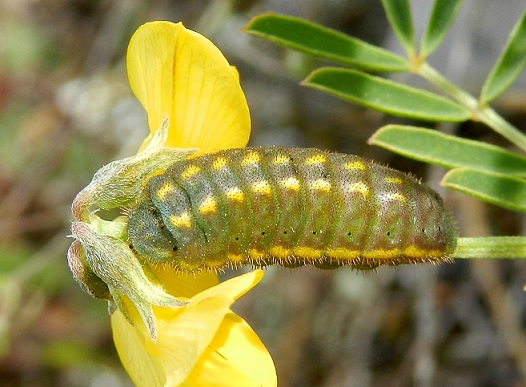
[127,146,456,272]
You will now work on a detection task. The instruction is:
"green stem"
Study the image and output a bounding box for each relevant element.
[417,62,477,109]
[417,63,526,153]
[478,107,526,152]
[453,236,526,259]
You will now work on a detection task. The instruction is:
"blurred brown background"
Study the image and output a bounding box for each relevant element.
[1,0,526,386]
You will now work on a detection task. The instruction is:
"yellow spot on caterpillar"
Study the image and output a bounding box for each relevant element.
[361,246,444,260]
[180,165,201,179]
[309,179,331,192]
[249,248,265,260]
[293,246,322,260]
[280,176,300,191]
[251,180,272,195]
[170,212,192,229]
[199,196,217,214]
[269,245,291,259]
[346,182,369,197]
[363,248,401,259]
[204,259,226,269]
[403,245,443,259]
[156,182,174,201]
[227,253,244,264]
[273,154,291,164]
[212,157,228,170]
[241,151,261,165]
[225,187,244,202]
[384,176,403,184]
[305,154,327,165]
[327,248,360,260]
[344,161,366,170]
[385,193,407,202]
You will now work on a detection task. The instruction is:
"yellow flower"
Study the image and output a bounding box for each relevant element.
[127,21,250,153]
[112,269,274,387]
[110,21,276,387]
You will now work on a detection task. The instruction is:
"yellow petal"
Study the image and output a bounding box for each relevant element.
[153,297,233,386]
[155,271,265,385]
[113,295,233,386]
[112,271,266,386]
[181,313,277,387]
[127,21,250,153]
[111,309,166,387]
[191,269,264,304]
[151,270,263,326]
[152,264,219,298]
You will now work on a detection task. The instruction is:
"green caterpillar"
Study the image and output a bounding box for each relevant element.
[127,146,456,272]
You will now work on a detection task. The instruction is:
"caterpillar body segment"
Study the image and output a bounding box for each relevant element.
[126,147,456,272]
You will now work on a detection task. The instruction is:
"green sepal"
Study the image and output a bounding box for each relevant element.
[72,117,197,221]
[67,240,111,300]
[68,117,196,339]
[71,221,187,340]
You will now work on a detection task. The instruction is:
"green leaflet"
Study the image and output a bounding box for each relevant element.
[244,13,409,72]
[304,68,470,122]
